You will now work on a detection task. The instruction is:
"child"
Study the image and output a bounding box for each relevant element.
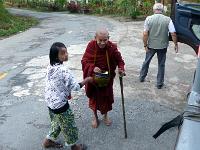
[43,42,92,150]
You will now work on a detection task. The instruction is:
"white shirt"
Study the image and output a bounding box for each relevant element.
[144,17,176,33]
[45,64,80,109]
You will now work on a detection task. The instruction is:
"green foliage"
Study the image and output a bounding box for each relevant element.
[118,0,153,17]
[3,0,155,18]
[67,1,81,13]
[0,2,38,37]
[4,0,68,11]
[130,9,141,19]
[141,1,153,16]
[81,0,154,18]
[0,16,38,37]
[0,2,12,30]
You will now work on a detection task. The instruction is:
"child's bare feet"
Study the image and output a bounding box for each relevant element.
[103,115,112,126]
[71,144,87,150]
[42,138,63,148]
[91,118,99,128]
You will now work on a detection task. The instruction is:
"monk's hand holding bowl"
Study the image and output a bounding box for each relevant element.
[94,67,101,73]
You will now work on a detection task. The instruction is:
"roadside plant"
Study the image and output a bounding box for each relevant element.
[67,1,81,13]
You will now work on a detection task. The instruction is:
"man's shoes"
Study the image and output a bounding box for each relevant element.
[157,84,163,89]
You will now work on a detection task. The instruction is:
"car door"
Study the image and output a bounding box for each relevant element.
[171,1,200,54]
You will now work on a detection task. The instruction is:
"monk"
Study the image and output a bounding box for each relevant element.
[81,28,125,128]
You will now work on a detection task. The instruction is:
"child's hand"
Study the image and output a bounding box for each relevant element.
[85,77,93,83]
[68,94,72,100]
[81,77,93,87]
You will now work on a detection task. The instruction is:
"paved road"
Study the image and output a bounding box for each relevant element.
[0,8,197,150]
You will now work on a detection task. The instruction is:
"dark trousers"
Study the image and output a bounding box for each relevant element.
[139,48,167,86]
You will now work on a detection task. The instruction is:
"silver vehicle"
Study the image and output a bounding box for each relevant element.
[154,1,200,150]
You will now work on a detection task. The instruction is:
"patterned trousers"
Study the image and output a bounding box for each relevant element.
[46,108,78,146]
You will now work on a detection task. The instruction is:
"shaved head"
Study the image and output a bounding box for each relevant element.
[95,28,109,38]
[95,28,109,49]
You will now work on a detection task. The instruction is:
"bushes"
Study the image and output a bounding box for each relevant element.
[76,0,154,18]
[0,1,38,37]
[0,16,38,37]
[3,0,154,19]
[4,0,68,11]
[0,1,12,30]
[67,1,81,13]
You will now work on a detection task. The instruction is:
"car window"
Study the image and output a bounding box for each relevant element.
[192,25,200,40]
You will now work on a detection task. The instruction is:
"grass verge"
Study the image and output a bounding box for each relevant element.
[0,3,39,38]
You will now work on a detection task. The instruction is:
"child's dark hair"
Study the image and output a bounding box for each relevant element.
[49,42,66,66]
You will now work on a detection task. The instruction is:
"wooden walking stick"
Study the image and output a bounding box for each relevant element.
[119,75,127,138]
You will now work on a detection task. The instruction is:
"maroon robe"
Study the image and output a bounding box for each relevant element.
[81,40,125,114]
